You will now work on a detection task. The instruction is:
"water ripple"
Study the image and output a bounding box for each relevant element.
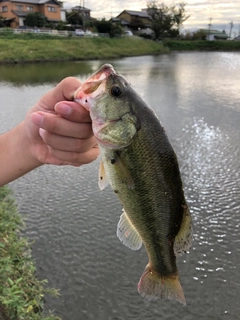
[7,53,240,320]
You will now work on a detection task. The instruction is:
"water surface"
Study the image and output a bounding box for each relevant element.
[0,52,239,320]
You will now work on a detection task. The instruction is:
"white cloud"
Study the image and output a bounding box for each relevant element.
[64,0,240,35]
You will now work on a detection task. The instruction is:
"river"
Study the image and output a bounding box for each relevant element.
[0,52,239,320]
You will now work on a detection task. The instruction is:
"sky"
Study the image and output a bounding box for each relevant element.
[64,0,240,37]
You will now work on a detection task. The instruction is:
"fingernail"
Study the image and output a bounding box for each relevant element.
[55,103,72,115]
[31,113,43,126]
[39,128,45,139]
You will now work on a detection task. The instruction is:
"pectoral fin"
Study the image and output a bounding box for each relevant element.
[174,204,193,256]
[117,210,142,250]
[98,160,108,190]
[111,154,134,189]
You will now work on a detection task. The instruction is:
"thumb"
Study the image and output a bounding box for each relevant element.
[38,77,82,112]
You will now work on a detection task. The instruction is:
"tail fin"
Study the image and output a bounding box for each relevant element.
[138,264,186,305]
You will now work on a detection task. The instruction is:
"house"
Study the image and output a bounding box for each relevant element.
[115,9,151,31]
[66,5,93,28]
[233,35,240,41]
[0,0,62,28]
[60,8,66,22]
[70,5,91,19]
[201,29,228,41]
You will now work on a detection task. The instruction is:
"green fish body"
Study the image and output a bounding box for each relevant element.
[75,64,192,305]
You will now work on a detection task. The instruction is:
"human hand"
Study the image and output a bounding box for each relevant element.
[26,77,99,166]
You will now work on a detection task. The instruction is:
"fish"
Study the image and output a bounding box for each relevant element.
[74,64,193,305]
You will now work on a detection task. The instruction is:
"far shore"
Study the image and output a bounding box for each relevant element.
[0,35,240,65]
[0,36,167,64]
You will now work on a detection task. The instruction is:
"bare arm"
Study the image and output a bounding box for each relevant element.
[0,122,42,185]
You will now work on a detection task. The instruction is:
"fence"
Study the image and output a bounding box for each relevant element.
[0,28,109,38]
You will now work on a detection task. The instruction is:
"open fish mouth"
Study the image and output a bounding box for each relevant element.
[74,64,116,110]
[85,64,115,83]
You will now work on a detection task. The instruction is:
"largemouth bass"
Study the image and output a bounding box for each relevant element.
[74,64,192,305]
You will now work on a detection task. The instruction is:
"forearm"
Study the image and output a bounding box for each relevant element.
[0,122,42,186]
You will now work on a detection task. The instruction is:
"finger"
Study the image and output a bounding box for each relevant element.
[54,101,91,123]
[31,112,93,138]
[39,128,98,153]
[38,77,82,112]
[48,145,100,165]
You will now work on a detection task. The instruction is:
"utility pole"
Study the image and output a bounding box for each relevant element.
[207,17,212,40]
[78,0,81,27]
[82,0,85,30]
[229,21,233,39]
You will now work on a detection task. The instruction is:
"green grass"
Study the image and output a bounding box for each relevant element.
[0,31,239,63]
[0,186,61,320]
[0,35,166,63]
[163,40,240,51]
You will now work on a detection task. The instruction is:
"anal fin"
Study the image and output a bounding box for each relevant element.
[117,210,142,250]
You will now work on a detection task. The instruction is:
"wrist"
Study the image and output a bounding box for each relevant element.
[18,121,43,168]
[0,122,42,186]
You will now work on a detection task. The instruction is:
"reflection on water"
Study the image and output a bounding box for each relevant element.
[0,61,94,85]
[0,52,240,320]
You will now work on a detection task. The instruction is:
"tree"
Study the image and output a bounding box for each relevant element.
[66,11,83,26]
[25,12,46,28]
[25,13,37,27]
[172,2,190,35]
[147,1,190,40]
[95,18,111,34]
[95,19,123,37]
[109,23,123,38]
[0,16,6,27]
[35,12,46,28]
[192,29,207,40]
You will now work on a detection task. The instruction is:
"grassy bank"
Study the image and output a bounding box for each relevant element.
[0,34,166,63]
[1,32,239,64]
[0,31,240,64]
[164,40,240,51]
[0,186,61,320]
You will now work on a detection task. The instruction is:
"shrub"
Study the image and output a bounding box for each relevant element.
[0,186,61,320]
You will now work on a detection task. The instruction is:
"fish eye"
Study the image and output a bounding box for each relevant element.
[111,85,122,97]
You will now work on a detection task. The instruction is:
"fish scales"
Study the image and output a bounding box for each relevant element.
[102,103,184,276]
[74,64,192,305]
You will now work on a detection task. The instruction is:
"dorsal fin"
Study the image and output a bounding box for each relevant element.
[174,204,193,256]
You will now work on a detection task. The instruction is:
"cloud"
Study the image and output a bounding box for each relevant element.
[64,0,240,35]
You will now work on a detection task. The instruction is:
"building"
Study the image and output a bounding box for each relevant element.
[65,5,93,29]
[70,5,90,19]
[115,9,151,31]
[233,35,240,41]
[0,0,62,28]
[201,29,228,41]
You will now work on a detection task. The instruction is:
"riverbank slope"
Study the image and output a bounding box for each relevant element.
[1,34,240,64]
[0,36,166,64]
[0,186,60,320]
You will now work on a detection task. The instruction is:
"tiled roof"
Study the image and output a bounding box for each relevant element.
[123,10,150,18]
[8,0,59,4]
[12,10,29,16]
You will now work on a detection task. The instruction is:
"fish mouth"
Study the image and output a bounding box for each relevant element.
[85,64,115,83]
[74,64,116,110]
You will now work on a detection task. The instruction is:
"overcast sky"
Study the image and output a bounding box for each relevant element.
[65,0,240,36]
